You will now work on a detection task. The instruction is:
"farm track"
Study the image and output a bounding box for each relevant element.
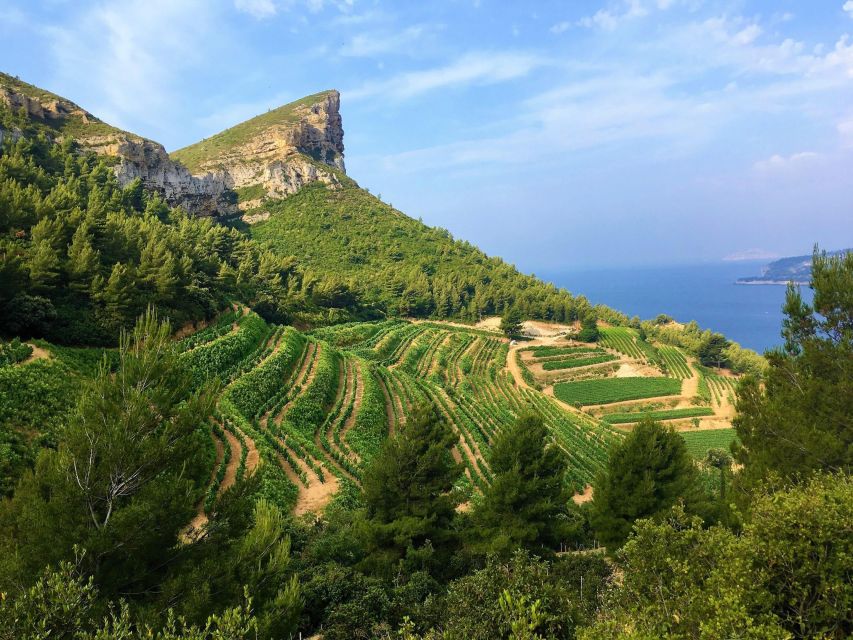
[219,427,243,494]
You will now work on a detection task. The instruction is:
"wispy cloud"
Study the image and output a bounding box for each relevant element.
[234,0,277,19]
[46,0,217,133]
[345,51,543,101]
[339,25,433,57]
[754,151,821,172]
[845,1,853,19]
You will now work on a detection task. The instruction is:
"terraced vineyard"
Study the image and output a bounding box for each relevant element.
[681,428,739,459]
[181,310,622,522]
[599,326,659,362]
[554,377,682,406]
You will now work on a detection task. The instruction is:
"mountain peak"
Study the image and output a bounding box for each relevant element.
[170,89,345,175]
[0,75,347,217]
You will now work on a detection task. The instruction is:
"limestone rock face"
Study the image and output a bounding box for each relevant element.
[0,75,346,218]
[167,90,346,209]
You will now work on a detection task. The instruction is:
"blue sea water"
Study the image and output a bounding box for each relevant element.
[539,261,814,354]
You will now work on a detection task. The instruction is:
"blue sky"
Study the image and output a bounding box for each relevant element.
[1,0,852,270]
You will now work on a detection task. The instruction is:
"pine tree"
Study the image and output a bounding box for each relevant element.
[589,419,702,549]
[27,240,60,293]
[66,223,99,293]
[97,262,135,320]
[0,310,218,596]
[468,413,571,559]
[359,404,462,579]
[734,249,853,488]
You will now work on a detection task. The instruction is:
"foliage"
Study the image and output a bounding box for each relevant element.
[576,316,599,343]
[0,311,218,599]
[501,307,523,338]
[467,414,572,559]
[680,428,738,459]
[0,125,341,345]
[734,249,853,487]
[588,420,708,549]
[249,182,593,323]
[582,474,852,640]
[541,355,616,370]
[554,377,681,406]
[359,404,462,579]
[428,551,589,640]
[0,338,32,365]
[601,407,714,424]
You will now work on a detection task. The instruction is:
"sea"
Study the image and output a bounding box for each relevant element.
[539,261,815,355]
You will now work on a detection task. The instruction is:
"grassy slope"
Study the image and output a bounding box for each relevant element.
[247,181,570,315]
[170,90,336,172]
[0,71,133,140]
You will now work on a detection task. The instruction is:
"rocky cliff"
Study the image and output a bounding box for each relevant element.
[0,72,345,217]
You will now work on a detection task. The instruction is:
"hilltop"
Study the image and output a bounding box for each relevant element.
[737,248,852,285]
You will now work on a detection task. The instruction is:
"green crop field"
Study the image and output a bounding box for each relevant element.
[554,377,682,406]
[602,407,714,424]
[658,345,693,379]
[599,326,659,361]
[680,428,738,458]
[541,354,618,370]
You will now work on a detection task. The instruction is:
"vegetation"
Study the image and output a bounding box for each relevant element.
[589,420,709,549]
[0,338,32,365]
[249,182,595,323]
[170,91,340,173]
[0,116,343,344]
[734,249,853,489]
[541,354,617,370]
[554,376,682,406]
[680,428,738,459]
[467,414,572,559]
[0,76,848,640]
[601,406,714,424]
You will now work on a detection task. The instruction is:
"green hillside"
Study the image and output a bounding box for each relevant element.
[248,182,594,322]
[2,74,846,640]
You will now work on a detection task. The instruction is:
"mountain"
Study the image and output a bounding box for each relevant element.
[736,248,851,285]
[0,73,344,217]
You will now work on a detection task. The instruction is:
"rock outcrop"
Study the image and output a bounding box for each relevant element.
[0,73,345,217]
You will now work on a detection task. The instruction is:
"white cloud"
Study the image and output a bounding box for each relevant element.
[577,0,653,31]
[346,51,543,101]
[838,116,853,146]
[339,25,429,57]
[550,21,570,34]
[46,0,218,134]
[234,0,277,19]
[845,1,853,18]
[754,151,821,172]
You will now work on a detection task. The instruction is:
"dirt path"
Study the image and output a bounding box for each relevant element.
[234,426,260,474]
[427,334,453,377]
[22,344,52,364]
[431,388,486,480]
[184,430,226,535]
[340,362,364,462]
[277,442,340,516]
[219,428,243,494]
[572,484,594,505]
[274,342,319,425]
[681,360,700,399]
[325,358,356,462]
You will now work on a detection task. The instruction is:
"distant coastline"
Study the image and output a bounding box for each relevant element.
[734,248,850,286]
[735,279,809,286]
